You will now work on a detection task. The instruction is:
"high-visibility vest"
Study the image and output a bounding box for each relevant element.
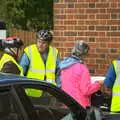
[0,53,23,76]
[111,60,120,112]
[24,44,58,97]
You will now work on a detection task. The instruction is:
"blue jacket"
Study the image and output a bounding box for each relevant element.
[60,55,83,70]
[104,57,120,88]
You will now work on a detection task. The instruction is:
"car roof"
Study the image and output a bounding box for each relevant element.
[0,72,43,84]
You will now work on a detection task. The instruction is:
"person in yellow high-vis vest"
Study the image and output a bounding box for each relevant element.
[0,36,23,75]
[0,36,24,116]
[104,58,120,113]
[19,30,61,97]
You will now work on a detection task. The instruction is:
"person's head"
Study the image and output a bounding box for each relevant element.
[0,36,23,59]
[72,40,89,57]
[36,30,53,53]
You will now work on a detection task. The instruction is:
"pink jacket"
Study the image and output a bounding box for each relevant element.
[61,62,101,108]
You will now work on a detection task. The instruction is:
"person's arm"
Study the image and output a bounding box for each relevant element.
[19,53,30,76]
[78,64,101,96]
[55,54,61,88]
[104,64,116,89]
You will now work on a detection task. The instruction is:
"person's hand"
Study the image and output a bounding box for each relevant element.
[98,80,104,85]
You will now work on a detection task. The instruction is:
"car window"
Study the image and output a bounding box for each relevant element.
[23,86,77,120]
[0,88,24,120]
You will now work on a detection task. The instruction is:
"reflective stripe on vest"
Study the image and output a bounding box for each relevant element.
[111,60,120,112]
[25,44,58,83]
[0,53,23,76]
[24,44,58,97]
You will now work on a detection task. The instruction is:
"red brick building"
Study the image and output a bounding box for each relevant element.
[53,0,120,76]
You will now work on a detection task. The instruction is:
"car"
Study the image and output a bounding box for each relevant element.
[0,72,119,120]
[0,72,88,120]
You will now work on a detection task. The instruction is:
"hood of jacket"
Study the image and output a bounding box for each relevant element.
[60,55,83,70]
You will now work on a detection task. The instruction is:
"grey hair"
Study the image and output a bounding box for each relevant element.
[71,40,89,57]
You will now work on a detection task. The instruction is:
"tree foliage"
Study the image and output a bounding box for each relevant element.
[0,0,53,31]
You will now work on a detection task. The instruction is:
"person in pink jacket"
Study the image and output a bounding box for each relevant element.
[60,40,103,108]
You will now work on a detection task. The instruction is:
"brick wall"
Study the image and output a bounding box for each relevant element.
[54,0,120,76]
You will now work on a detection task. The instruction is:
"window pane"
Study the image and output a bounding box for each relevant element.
[24,87,76,120]
[0,91,24,120]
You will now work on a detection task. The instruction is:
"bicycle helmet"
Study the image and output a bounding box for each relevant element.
[3,36,23,49]
[36,30,53,43]
[0,36,23,58]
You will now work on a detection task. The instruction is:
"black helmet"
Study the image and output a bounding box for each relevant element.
[36,30,53,42]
